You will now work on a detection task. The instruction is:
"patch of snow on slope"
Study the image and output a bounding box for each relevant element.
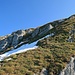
[0,46,38,61]
[0,32,55,61]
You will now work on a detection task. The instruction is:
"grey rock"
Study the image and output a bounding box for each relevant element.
[0,24,54,54]
[60,57,75,75]
[34,68,48,75]
[40,68,48,75]
[0,30,27,54]
[38,24,53,36]
[32,27,39,38]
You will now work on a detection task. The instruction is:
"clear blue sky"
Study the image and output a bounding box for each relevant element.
[0,0,75,36]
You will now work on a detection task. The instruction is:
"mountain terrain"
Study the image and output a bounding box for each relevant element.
[0,14,75,75]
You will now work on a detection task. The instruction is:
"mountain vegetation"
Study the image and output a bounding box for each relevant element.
[0,15,75,75]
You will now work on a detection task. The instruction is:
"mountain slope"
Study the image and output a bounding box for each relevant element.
[0,14,68,54]
[0,14,75,75]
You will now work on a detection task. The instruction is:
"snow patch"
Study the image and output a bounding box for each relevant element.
[0,46,38,61]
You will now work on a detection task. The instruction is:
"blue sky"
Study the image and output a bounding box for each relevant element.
[0,0,75,36]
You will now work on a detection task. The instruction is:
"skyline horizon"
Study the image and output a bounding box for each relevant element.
[0,14,74,36]
[0,0,75,36]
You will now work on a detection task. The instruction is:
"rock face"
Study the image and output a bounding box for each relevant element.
[0,24,54,54]
[40,68,48,75]
[0,30,27,54]
[34,68,48,75]
[60,57,75,75]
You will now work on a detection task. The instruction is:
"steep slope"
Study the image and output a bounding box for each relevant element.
[0,23,53,54]
[0,15,68,54]
[0,14,75,75]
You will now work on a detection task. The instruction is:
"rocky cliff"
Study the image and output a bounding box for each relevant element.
[60,57,75,75]
[0,24,54,54]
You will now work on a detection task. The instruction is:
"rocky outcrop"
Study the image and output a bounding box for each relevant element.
[40,68,48,75]
[34,68,48,75]
[0,30,28,54]
[0,24,54,54]
[60,57,75,75]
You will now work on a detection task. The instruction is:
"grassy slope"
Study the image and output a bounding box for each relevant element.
[0,16,75,75]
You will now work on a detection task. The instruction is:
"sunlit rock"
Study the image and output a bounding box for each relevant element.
[60,57,75,75]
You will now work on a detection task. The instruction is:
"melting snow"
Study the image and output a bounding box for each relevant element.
[0,46,38,61]
[0,32,55,61]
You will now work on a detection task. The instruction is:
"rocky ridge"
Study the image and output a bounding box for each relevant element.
[0,23,54,54]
